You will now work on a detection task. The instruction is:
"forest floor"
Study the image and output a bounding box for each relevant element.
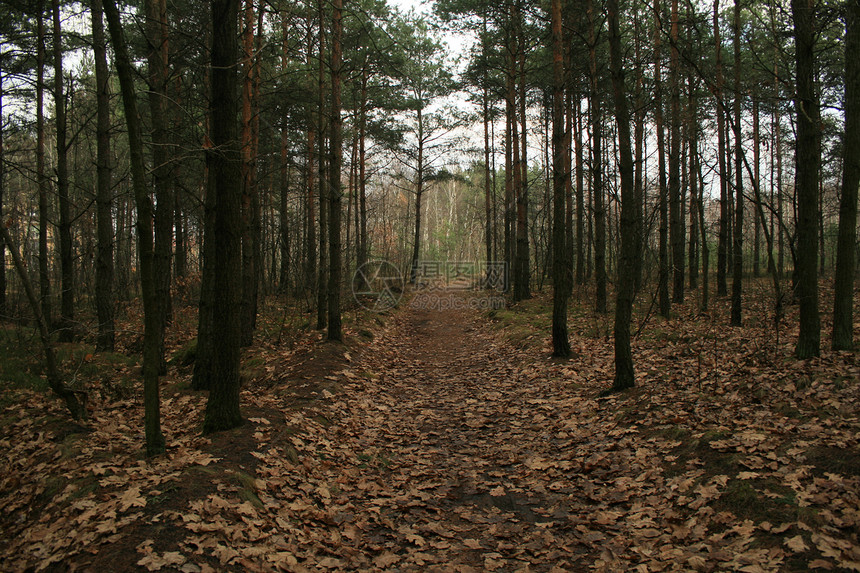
[1,284,860,572]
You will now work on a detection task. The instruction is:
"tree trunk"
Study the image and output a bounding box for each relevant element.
[317,0,328,329]
[715,0,729,297]
[832,0,859,350]
[551,0,570,357]
[730,0,744,326]
[104,0,166,454]
[328,0,343,342]
[52,0,74,341]
[92,0,114,352]
[202,0,243,432]
[589,0,606,313]
[0,64,4,316]
[654,0,669,317]
[608,0,636,390]
[0,225,86,419]
[37,0,52,329]
[669,0,684,304]
[240,0,257,346]
[514,0,530,301]
[145,0,174,368]
[792,0,821,358]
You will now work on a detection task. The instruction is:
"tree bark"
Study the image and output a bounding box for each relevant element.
[792,0,821,358]
[715,0,729,297]
[52,0,74,341]
[328,0,343,342]
[37,0,52,330]
[589,0,606,313]
[669,0,684,304]
[551,0,570,357]
[202,0,243,432]
[104,0,166,454]
[608,0,636,390]
[92,0,114,352]
[730,0,744,326]
[832,0,859,350]
[654,0,669,317]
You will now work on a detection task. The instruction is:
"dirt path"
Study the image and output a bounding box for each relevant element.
[283,295,594,571]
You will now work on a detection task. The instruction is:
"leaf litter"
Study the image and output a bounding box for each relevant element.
[0,290,858,571]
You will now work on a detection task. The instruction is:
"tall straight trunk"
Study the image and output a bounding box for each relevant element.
[575,99,585,286]
[279,154,290,292]
[792,0,820,358]
[203,0,243,432]
[327,0,343,342]
[240,0,257,346]
[833,0,860,350]
[359,63,368,268]
[145,0,173,370]
[514,0,530,301]
[633,5,645,294]
[508,15,520,289]
[715,0,729,297]
[688,75,699,291]
[654,0,669,316]
[410,107,425,283]
[0,64,4,315]
[730,0,744,326]
[551,0,570,357]
[753,98,761,277]
[669,0,684,303]
[304,15,317,296]
[104,0,166,454]
[589,0,606,313]
[92,0,114,352]
[483,18,493,269]
[52,0,74,341]
[316,0,328,329]
[608,0,635,390]
[37,1,51,328]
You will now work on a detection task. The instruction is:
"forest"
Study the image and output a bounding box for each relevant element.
[0,0,859,569]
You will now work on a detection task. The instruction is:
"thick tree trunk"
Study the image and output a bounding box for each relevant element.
[104,0,166,454]
[92,0,114,352]
[52,0,74,341]
[832,0,859,350]
[551,0,570,357]
[608,0,636,390]
[202,0,243,432]
[575,99,585,287]
[792,0,821,358]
